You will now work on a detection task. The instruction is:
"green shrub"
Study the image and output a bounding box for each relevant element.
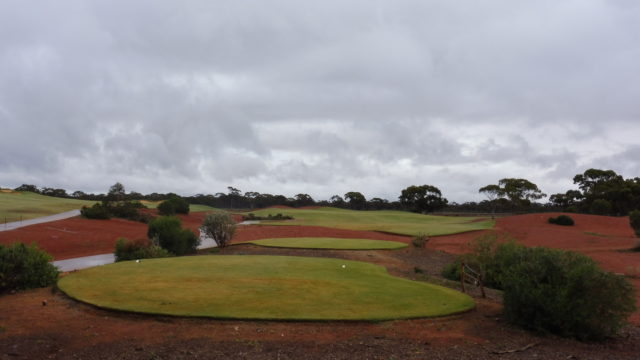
[590,199,612,215]
[147,216,200,256]
[157,200,176,216]
[629,210,640,237]
[114,238,171,262]
[242,213,294,221]
[80,203,111,219]
[441,259,462,281]
[500,247,636,340]
[0,242,59,293]
[411,233,429,248]
[157,197,190,216]
[201,212,237,248]
[548,215,575,226]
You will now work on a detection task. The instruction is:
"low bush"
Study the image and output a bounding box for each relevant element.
[411,233,429,248]
[80,203,111,219]
[501,247,636,340]
[629,210,640,237]
[114,238,171,262]
[242,213,294,221]
[442,234,636,340]
[157,197,190,216]
[441,259,462,281]
[548,214,575,226]
[147,216,200,256]
[0,242,59,293]
[201,212,237,248]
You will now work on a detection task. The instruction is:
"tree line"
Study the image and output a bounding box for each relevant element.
[9,167,640,216]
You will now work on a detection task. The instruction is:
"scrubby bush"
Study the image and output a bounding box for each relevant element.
[157,197,190,216]
[548,214,575,226]
[0,242,59,293]
[114,238,171,262]
[242,213,294,221]
[201,212,237,248]
[80,203,111,219]
[501,247,636,340]
[411,233,429,248]
[590,199,612,215]
[157,200,176,216]
[441,258,462,281]
[630,210,640,237]
[442,235,637,340]
[81,200,148,223]
[147,216,200,256]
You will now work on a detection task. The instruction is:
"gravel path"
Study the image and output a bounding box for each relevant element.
[0,209,81,232]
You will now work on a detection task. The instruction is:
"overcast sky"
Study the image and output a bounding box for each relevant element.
[1,1,639,202]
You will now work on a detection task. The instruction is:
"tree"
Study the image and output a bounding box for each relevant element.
[344,191,367,210]
[480,178,546,208]
[399,185,448,213]
[329,195,345,207]
[14,184,39,193]
[108,182,126,202]
[629,210,640,237]
[478,184,503,213]
[294,193,315,207]
[368,197,389,210]
[201,212,237,248]
[572,169,637,215]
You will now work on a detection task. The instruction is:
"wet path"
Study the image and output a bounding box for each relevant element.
[1,210,81,232]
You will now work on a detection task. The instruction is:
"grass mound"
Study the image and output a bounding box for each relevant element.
[246,237,407,250]
[58,255,474,321]
[238,207,494,236]
[0,191,94,221]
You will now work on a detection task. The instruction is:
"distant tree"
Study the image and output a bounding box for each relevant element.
[399,185,448,213]
[329,195,345,207]
[294,193,315,207]
[572,169,639,215]
[479,184,503,213]
[368,197,389,210]
[72,190,87,198]
[480,179,545,208]
[108,182,126,202]
[344,191,367,210]
[14,184,40,193]
[245,191,260,209]
[590,199,612,215]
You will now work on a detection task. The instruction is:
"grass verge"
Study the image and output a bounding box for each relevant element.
[0,191,94,221]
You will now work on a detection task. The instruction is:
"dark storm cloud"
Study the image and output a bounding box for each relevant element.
[1,0,639,201]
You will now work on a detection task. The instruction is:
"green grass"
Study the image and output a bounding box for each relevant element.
[240,207,494,236]
[58,255,474,321]
[139,200,216,213]
[245,237,408,250]
[0,191,94,221]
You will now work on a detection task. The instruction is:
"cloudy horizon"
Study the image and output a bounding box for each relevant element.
[1,1,639,203]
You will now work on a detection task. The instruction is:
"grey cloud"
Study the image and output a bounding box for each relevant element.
[1,0,639,202]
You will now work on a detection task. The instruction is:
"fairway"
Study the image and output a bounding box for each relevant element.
[58,255,474,321]
[246,237,407,250]
[140,200,217,212]
[0,191,94,221]
[242,207,494,236]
